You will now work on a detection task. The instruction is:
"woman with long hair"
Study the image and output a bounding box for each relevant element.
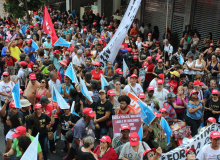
[35,79,50,104]
[59,76,74,102]
[190,32,200,46]
[127,67,142,85]
[183,55,195,80]
[113,79,126,109]
[203,32,214,51]
[131,42,139,55]
[91,61,103,84]
[205,54,220,80]
[76,64,85,79]
[180,32,189,56]
[102,62,114,82]
[203,43,215,62]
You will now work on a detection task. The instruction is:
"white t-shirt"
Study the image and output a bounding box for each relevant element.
[196,144,220,160]
[153,88,169,109]
[149,79,157,89]
[123,83,143,96]
[5,129,15,147]
[164,44,173,60]
[48,79,61,92]
[72,55,83,67]
[0,81,15,101]
[17,68,32,86]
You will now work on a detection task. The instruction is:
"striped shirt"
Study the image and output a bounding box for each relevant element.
[163,101,177,120]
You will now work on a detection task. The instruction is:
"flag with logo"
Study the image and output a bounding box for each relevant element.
[160,117,172,145]
[70,101,80,117]
[65,63,79,84]
[138,101,155,126]
[54,37,70,47]
[123,58,128,77]
[179,54,184,65]
[101,74,109,90]
[80,77,93,103]
[53,86,70,110]
[52,86,57,102]
[32,40,39,51]
[20,26,26,36]
[12,81,21,108]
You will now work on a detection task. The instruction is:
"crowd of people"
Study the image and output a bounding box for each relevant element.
[0,5,220,160]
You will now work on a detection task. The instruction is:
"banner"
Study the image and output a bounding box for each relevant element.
[160,123,220,160]
[98,0,141,68]
[127,92,143,114]
[112,114,142,137]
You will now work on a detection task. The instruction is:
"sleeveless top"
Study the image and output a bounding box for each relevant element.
[194,60,204,75]
[208,61,218,77]
[36,88,48,103]
[113,89,122,110]
[181,38,188,50]
[118,107,132,115]
[184,61,194,75]
[155,65,165,75]
[192,38,199,45]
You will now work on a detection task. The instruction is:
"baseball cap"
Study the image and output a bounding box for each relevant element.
[153,111,161,118]
[157,79,163,84]
[199,82,204,86]
[101,35,105,40]
[67,21,71,24]
[156,40,160,44]
[53,50,61,54]
[54,22,58,24]
[12,126,26,138]
[210,43,214,47]
[147,56,152,61]
[27,39,32,44]
[133,55,138,60]
[210,131,220,139]
[34,103,42,109]
[121,125,130,131]
[187,55,193,59]
[206,117,216,123]
[108,26,112,29]
[127,48,132,52]
[18,61,27,67]
[29,25,34,28]
[212,89,219,95]
[170,71,179,77]
[130,74,138,78]
[99,136,111,143]
[86,53,92,57]
[148,33,152,36]
[158,59,163,63]
[83,28,87,32]
[115,68,123,75]
[9,101,15,108]
[93,22,97,25]
[167,92,176,98]
[94,61,101,66]
[158,73,164,81]
[147,86,154,91]
[5,39,10,43]
[130,132,139,146]
[159,108,167,112]
[143,148,156,157]
[29,73,36,80]
[144,44,149,48]
[25,29,29,33]
[185,148,196,156]
[20,99,31,108]
[59,59,68,67]
[107,90,116,96]
[138,92,146,99]
[40,96,50,104]
[74,23,78,26]
[82,108,95,117]
[96,13,99,16]
[16,24,20,28]
[47,35,51,39]
[34,24,39,27]
[20,89,24,94]
[193,80,200,86]
[190,90,199,96]
[3,71,9,76]
[164,27,170,30]
[99,90,106,94]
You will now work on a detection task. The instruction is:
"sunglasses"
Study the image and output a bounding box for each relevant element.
[41,81,45,83]
[95,65,99,67]
[44,58,48,59]
[3,75,9,77]
[33,67,38,69]
[212,94,218,96]
[187,152,195,155]
[115,83,121,85]
[37,61,41,63]
[78,66,82,68]
[192,93,198,95]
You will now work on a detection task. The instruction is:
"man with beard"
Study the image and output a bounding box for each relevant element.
[85,57,94,72]
[43,55,52,67]
[26,63,43,84]
[2,49,17,67]
[117,95,134,115]
[14,53,26,73]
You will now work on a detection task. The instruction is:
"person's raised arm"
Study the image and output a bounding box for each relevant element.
[0,98,9,117]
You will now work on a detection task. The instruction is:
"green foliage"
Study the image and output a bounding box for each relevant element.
[3,0,49,18]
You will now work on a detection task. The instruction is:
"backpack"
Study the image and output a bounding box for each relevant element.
[22,68,31,85]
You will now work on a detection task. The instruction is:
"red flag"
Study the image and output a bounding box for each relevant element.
[42,5,58,46]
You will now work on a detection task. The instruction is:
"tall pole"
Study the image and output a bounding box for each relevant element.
[24,0,29,22]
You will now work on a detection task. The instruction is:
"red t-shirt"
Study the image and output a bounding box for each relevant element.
[2,56,17,67]
[121,42,128,49]
[44,104,53,118]
[168,80,183,94]
[91,69,103,81]
[27,61,34,70]
[145,63,154,81]
[93,145,118,160]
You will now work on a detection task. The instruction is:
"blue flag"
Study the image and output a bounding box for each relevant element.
[54,37,70,47]
[123,58,128,77]
[12,81,21,108]
[65,63,79,84]
[80,77,93,103]
[160,117,172,145]
[138,101,155,126]
[21,133,39,160]
[52,86,57,102]
[101,74,109,90]
[54,86,70,110]
[179,54,184,65]
[138,125,143,141]
[20,26,26,36]
[32,40,39,51]
[219,115,220,122]
[70,101,80,117]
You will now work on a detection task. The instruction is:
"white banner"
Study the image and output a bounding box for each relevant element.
[160,123,220,160]
[98,0,141,68]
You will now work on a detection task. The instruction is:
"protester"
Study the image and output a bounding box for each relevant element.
[145,86,159,112]
[200,117,216,132]
[124,74,143,95]
[142,147,162,160]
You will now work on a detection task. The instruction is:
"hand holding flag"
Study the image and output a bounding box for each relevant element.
[160,117,172,145]
[138,101,155,126]
[80,77,93,103]
[65,63,79,84]
[54,37,70,47]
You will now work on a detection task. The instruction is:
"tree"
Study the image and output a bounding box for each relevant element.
[3,0,49,19]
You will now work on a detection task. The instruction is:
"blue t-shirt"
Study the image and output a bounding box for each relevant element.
[204,87,219,99]
[43,41,52,55]
[59,83,74,102]
[85,65,95,72]
[186,102,203,120]
[23,46,36,62]
[1,46,7,57]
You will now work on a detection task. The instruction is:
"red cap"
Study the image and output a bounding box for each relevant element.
[159,108,167,112]
[90,10,92,12]
[5,39,10,43]
[0,26,3,28]
[156,40,160,44]
[99,90,106,94]
[143,148,156,156]
[108,25,112,29]
[158,73,164,81]
[107,90,116,96]
[5,25,10,28]
[193,80,200,86]
[16,24,20,28]
[130,132,139,146]
[74,23,78,26]
[199,82,204,86]
[212,89,219,95]
[93,22,97,26]
[99,136,111,143]
[25,29,29,33]
[210,131,220,139]
[83,108,95,117]
[12,126,26,138]
[100,35,105,40]
[3,71,9,76]
[94,61,101,67]
[0,35,3,39]
[157,79,163,84]
[64,75,70,79]
[29,73,36,80]
[20,89,24,94]
[115,68,123,75]
[190,90,198,96]
[29,25,34,28]
[34,24,38,27]
[127,48,132,52]
[206,117,216,123]
[111,16,114,18]
[147,86,154,91]
[53,50,61,54]
[121,125,130,131]
[185,148,196,156]
[34,103,42,109]
[96,13,99,16]
[84,10,87,12]
[130,74,138,78]
[9,101,15,108]
[134,18,138,20]
[153,111,161,118]
[67,21,71,24]
[54,22,58,24]
[18,61,27,67]
[133,55,138,60]
[59,59,68,67]
[86,53,92,57]
[164,27,170,30]
[138,92,146,99]
[83,28,87,32]
[148,33,152,36]
[158,59,163,63]
[147,56,152,61]
[210,43,214,47]
[27,39,32,44]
